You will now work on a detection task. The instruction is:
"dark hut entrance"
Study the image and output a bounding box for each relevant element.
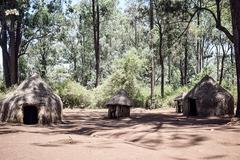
[23,106,38,124]
[189,98,197,116]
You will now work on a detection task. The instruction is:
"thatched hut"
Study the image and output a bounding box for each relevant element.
[0,74,63,125]
[105,89,133,119]
[174,92,186,113]
[183,75,234,116]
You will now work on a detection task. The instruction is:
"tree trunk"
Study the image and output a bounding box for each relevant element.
[219,42,226,85]
[0,23,11,87]
[180,59,184,86]
[73,50,78,82]
[9,17,18,84]
[158,26,164,98]
[14,15,22,83]
[230,0,240,117]
[134,18,138,48]
[149,0,155,106]
[196,0,202,74]
[40,47,47,79]
[0,12,21,87]
[216,45,220,81]
[92,0,100,87]
[230,44,235,84]
[168,54,171,84]
[184,35,188,84]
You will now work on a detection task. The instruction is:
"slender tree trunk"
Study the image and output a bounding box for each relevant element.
[196,0,202,74]
[92,0,100,87]
[219,42,226,85]
[9,17,18,84]
[230,44,235,84]
[81,54,84,84]
[184,34,188,84]
[168,55,171,84]
[40,46,47,79]
[161,57,164,98]
[15,15,22,83]
[216,45,220,80]
[180,59,184,86]
[73,50,78,82]
[158,26,164,98]
[149,0,155,106]
[134,18,138,48]
[230,0,240,117]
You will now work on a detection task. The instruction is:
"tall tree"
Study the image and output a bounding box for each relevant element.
[0,0,24,87]
[149,0,155,106]
[92,0,100,87]
[230,0,240,116]
[194,0,240,116]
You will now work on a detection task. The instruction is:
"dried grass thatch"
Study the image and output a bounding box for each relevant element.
[183,75,234,116]
[105,89,133,107]
[105,89,133,119]
[0,74,63,125]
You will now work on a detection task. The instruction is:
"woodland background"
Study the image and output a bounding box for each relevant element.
[0,0,238,111]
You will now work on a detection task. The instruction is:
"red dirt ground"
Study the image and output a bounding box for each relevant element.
[0,108,240,160]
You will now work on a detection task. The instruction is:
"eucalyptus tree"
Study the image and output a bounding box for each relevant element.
[0,0,69,86]
[0,0,28,87]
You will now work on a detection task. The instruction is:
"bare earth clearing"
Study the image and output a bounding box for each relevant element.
[0,108,240,160]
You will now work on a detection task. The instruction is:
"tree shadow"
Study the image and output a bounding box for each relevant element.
[0,109,239,151]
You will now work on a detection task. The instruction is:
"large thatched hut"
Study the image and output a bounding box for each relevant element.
[183,75,234,116]
[105,89,133,119]
[0,74,63,125]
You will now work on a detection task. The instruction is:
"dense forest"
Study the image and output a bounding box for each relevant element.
[0,0,239,116]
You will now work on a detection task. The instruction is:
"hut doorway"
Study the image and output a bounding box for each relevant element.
[23,106,38,124]
[189,98,197,116]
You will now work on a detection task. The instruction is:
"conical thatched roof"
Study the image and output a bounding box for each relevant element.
[105,89,133,107]
[0,74,63,124]
[174,92,187,101]
[183,75,234,116]
[186,75,231,99]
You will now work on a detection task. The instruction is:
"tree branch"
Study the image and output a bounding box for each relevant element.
[18,33,50,58]
[196,7,233,43]
[171,4,233,47]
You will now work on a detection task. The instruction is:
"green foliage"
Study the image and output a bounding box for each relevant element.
[53,80,91,108]
[91,48,147,108]
[222,80,237,106]
[154,85,189,109]
[188,68,214,87]
[0,0,237,112]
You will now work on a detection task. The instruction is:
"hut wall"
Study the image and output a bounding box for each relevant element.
[0,101,62,124]
[108,105,130,118]
[108,106,116,118]
[183,96,234,116]
[116,105,130,118]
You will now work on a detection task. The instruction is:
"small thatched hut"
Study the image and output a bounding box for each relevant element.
[0,74,63,125]
[174,92,186,113]
[183,75,234,116]
[105,89,133,119]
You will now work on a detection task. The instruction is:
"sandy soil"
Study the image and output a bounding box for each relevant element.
[0,108,240,160]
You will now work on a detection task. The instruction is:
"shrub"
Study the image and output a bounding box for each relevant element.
[53,80,91,108]
[91,48,147,108]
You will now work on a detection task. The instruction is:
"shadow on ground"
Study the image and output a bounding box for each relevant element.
[0,109,239,150]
